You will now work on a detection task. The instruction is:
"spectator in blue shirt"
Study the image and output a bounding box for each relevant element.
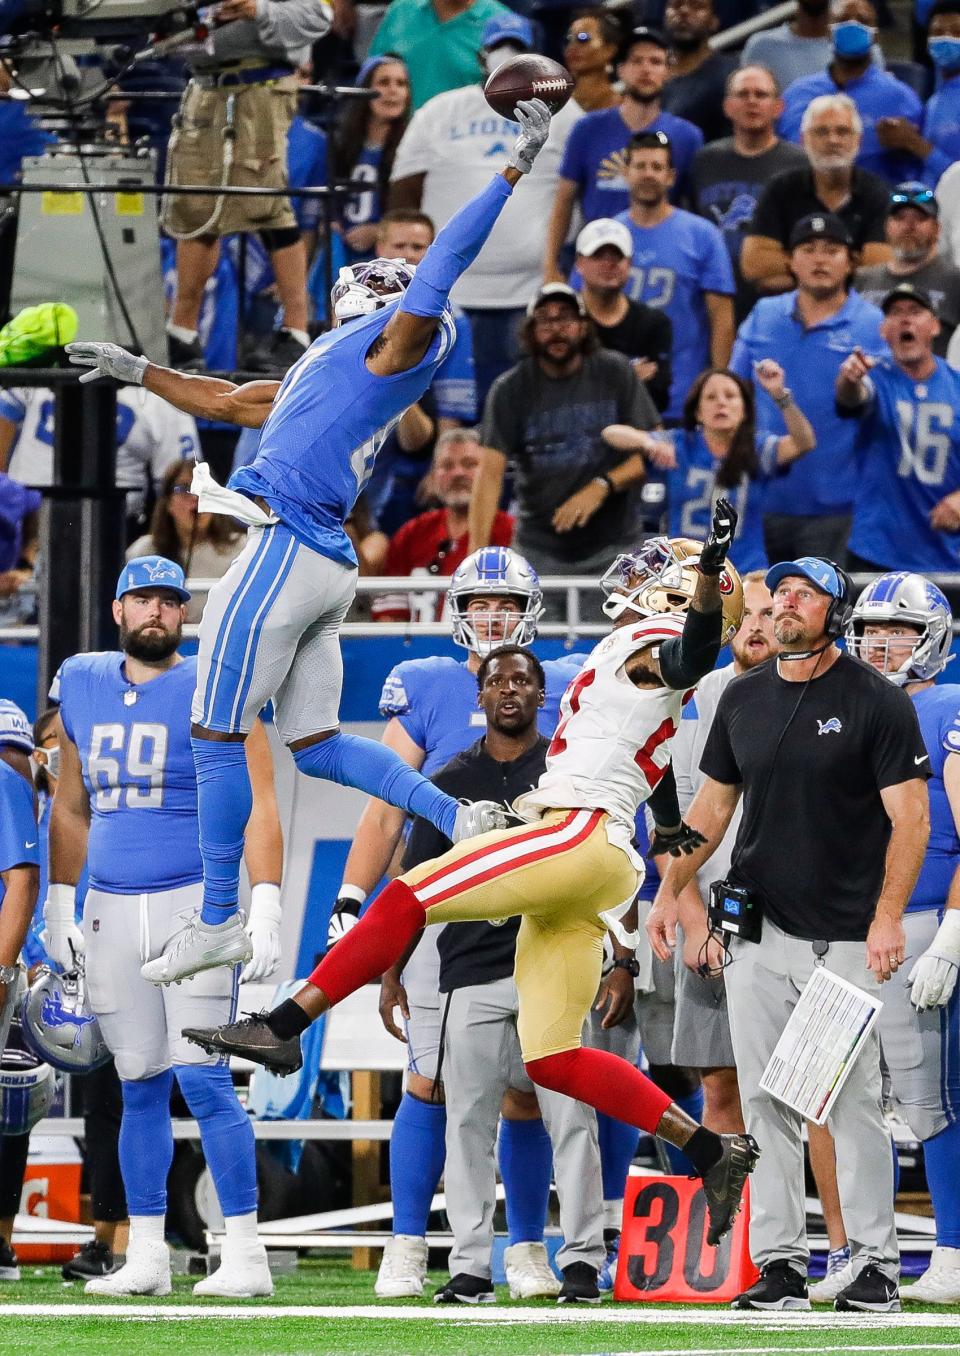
[779,0,925,184]
[614,131,735,422]
[871,1,960,187]
[731,211,885,564]
[544,27,703,282]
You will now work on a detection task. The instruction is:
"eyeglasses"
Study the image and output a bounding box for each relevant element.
[727,88,776,100]
[566,28,600,44]
[890,187,936,209]
[171,484,197,497]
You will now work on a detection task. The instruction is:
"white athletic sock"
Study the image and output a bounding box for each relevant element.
[166,322,199,344]
[129,1214,166,1246]
[603,1199,623,1232]
[224,1211,260,1246]
[284,328,310,348]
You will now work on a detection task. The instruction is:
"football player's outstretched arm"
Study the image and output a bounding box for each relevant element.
[658,497,738,691]
[368,100,553,377]
[64,341,280,428]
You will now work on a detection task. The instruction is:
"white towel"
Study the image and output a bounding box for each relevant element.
[191,460,278,527]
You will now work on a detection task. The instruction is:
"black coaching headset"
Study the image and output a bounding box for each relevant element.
[819,558,855,640]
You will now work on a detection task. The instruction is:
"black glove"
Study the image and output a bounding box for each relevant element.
[649,822,708,858]
[698,496,738,575]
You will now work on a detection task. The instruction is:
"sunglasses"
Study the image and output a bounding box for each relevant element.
[171,484,198,496]
[566,28,600,43]
[890,188,935,209]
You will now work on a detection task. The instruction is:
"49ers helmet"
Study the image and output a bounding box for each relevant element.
[599,536,744,644]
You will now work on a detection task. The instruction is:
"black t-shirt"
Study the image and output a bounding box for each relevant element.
[700,652,929,941]
[749,165,890,252]
[401,736,550,992]
[661,53,737,144]
[594,300,673,413]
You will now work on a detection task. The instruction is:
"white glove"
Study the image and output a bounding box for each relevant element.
[40,884,84,971]
[326,886,366,949]
[65,341,148,386]
[452,799,510,843]
[240,883,282,984]
[508,98,552,175]
[908,910,960,1011]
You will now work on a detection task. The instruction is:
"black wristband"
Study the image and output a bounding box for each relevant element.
[612,956,640,977]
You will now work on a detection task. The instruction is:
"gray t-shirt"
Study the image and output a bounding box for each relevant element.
[740,25,883,91]
[690,137,808,321]
[481,348,657,561]
[855,256,960,356]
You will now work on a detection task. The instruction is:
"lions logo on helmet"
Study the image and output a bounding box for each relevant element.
[447,547,545,657]
[846,572,953,686]
[19,965,111,1074]
[0,1045,56,1137]
[599,536,744,644]
[331,258,416,326]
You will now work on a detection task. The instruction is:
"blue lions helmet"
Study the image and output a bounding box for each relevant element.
[331,258,416,326]
[0,1045,56,1136]
[846,571,953,685]
[19,965,111,1074]
[447,547,544,658]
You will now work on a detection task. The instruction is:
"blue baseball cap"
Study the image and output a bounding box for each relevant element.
[116,556,190,603]
[765,557,843,599]
[481,13,534,51]
[0,698,33,753]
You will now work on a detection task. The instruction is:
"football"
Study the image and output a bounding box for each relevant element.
[483,54,575,119]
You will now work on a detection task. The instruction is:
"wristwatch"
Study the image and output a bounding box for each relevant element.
[612,956,641,978]
[0,964,19,985]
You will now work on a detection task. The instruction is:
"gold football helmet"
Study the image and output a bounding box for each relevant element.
[599,536,744,644]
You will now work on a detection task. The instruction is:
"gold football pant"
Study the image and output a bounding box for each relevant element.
[400,809,639,1060]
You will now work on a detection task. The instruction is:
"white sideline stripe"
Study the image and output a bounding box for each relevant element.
[416,809,595,903]
[7,1305,960,1326]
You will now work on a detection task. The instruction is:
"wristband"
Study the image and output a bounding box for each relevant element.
[773,389,793,409]
[612,956,640,977]
[249,882,282,921]
[592,474,615,496]
[46,883,77,916]
[338,883,367,906]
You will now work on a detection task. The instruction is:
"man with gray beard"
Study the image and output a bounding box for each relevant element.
[741,92,890,295]
[855,182,960,357]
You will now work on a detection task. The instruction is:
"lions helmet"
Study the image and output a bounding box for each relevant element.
[0,1045,56,1136]
[599,536,744,645]
[846,572,953,685]
[331,258,416,326]
[447,547,544,657]
[19,965,111,1074]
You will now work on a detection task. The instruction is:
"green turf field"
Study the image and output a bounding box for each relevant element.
[1,1258,958,1356]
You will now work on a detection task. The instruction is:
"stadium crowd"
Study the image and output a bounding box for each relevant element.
[0,0,959,1320]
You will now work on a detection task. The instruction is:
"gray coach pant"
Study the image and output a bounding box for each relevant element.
[724,918,898,1282]
[441,975,605,1279]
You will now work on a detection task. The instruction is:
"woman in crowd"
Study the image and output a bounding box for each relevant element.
[563,10,623,112]
[126,460,243,622]
[331,54,412,263]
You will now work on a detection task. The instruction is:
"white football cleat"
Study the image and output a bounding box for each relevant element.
[504,1242,561,1299]
[85,1241,171,1296]
[903,1246,960,1303]
[141,916,252,985]
[375,1234,428,1298]
[194,1243,273,1298]
[808,1258,854,1302]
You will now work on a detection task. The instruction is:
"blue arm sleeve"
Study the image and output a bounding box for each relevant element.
[400,175,514,319]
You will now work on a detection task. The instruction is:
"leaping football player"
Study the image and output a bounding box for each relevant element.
[187,500,763,1249]
[65,100,555,986]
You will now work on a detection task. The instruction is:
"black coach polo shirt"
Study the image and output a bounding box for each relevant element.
[401,736,549,992]
[700,653,929,941]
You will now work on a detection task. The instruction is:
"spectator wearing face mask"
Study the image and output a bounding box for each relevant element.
[740,0,884,91]
[779,0,925,185]
[874,1,960,189]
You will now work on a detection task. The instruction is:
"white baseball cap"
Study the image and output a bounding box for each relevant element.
[575,218,633,259]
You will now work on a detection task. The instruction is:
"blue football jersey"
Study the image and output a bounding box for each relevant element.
[56,653,203,894]
[379,653,589,775]
[849,358,960,571]
[0,759,38,917]
[909,684,960,911]
[665,428,780,572]
[230,300,457,568]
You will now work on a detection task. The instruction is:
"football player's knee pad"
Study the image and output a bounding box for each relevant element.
[114,1050,172,1083]
[259,226,301,252]
[174,1063,241,1119]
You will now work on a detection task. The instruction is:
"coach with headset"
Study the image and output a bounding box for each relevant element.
[648,556,930,1314]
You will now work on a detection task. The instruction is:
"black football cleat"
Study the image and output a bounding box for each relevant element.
[434,1273,496,1304]
[834,1264,901,1313]
[702,1132,760,1246]
[182,1012,303,1075]
[732,1260,810,1310]
[557,1261,602,1305]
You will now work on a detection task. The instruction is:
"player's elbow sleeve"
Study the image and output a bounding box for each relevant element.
[660,605,722,689]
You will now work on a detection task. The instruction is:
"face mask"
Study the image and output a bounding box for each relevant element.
[929,37,960,69]
[830,20,875,58]
[40,744,60,781]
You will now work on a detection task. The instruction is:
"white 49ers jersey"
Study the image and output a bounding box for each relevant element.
[515,614,694,845]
